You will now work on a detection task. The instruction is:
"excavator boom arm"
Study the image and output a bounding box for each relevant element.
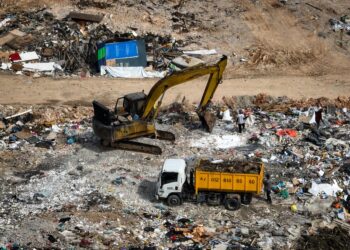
[141,55,228,119]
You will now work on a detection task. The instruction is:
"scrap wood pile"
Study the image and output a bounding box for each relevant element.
[165,218,213,244]
[0,8,191,77]
[295,226,350,250]
[0,9,107,74]
[0,105,93,150]
[222,94,350,112]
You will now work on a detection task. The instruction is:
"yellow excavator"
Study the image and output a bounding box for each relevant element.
[92,55,227,154]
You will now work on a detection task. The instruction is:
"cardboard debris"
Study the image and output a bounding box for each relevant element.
[15,130,32,140]
[292,178,300,186]
[172,55,204,68]
[8,35,34,50]
[18,52,40,62]
[46,132,57,141]
[0,29,27,47]
[9,29,26,37]
[0,33,16,46]
[183,225,212,243]
[0,121,5,130]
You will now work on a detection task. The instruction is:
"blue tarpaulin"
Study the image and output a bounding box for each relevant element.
[97,39,147,70]
[105,40,139,60]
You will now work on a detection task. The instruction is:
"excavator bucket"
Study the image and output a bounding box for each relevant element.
[199,111,217,133]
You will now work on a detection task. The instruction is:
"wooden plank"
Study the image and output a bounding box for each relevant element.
[0,33,15,46]
[9,29,26,37]
[68,12,104,23]
[305,3,323,12]
[334,219,350,230]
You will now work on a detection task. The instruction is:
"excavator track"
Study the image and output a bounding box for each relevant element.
[111,140,162,155]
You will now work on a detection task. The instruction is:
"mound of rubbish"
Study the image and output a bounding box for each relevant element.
[197,159,261,174]
[296,227,350,250]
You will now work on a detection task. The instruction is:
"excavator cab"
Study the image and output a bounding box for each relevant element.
[114,92,147,118]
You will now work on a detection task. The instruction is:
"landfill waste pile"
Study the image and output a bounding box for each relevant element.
[0,94,350,249]
[295,226,350,250]
[196,159,261,174]
[0,7,203,78]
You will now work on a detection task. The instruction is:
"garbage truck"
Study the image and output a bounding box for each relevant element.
[155,158,264,210]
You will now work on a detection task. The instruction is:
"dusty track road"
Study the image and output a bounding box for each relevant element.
[0,73,349,106]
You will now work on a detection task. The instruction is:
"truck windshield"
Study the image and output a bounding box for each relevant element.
[161,172,178,186]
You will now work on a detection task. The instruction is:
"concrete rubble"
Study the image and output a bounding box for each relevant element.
[0,94,350,249]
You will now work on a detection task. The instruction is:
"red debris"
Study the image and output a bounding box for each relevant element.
[276,129,298,138]
[9,52,21,61]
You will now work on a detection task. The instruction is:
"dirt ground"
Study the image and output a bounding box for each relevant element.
[1,73,349,106]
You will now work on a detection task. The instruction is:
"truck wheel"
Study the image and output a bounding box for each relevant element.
[224,197,241,211]
[167,194,181,206]
[207,193,220,206]
[241,193,253,205]
[101,139,110,147]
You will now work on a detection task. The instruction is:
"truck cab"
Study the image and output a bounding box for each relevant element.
[155,159,187,206]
